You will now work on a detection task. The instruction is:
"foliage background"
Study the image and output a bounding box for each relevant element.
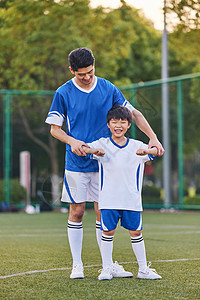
[0,0,200,205]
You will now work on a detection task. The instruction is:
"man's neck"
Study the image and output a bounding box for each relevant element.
[74,76,95,90]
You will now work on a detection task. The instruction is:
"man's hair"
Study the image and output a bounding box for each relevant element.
[68,48,95,71]
[107,105,132,124]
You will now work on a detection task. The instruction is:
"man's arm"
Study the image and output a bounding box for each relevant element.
[131,109,164,156]
[50,124,88,156]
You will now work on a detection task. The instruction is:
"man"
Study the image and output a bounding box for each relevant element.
[45,48,164,279]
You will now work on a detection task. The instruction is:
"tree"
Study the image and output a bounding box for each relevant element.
[113,2,162,85]
[166,0,200,30]
[0,0,147,203]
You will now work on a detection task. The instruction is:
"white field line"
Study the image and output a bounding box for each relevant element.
[0,224,199,234]
[0,234,67,238]
[1,230,200,238]
[0,258,200,279]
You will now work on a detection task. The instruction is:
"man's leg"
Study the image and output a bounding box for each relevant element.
[68,202,85,279]
[94,201,102,251]
[88,173,102,252]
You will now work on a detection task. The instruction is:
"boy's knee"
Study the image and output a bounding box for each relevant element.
[129,230,142,237]
[103,229,115,236]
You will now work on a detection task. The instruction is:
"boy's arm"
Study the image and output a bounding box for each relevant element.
[82,146,105,157]
[136,147,158,156]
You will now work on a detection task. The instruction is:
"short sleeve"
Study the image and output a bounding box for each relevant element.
[87,139,109,162]
[138,142,157,163]
[87,140,101,149]
[113,86,134,112]
[45,91,66,126]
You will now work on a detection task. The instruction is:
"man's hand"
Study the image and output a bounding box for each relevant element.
[131,109,164,156]
[50,125,89,156]
[70,139,89,156]
[148,137,164,156]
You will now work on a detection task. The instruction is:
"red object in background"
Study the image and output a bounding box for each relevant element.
[144,161,154,175]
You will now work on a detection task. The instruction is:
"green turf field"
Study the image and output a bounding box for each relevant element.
[0,210,200,300]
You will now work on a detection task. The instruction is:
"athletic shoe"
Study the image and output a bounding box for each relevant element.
[137,262,162,280]
[111,261,133,278]
[98,267,113,280]
[70,265,84,279]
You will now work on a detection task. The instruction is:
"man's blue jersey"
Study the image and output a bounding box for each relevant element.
[45,76,134,172]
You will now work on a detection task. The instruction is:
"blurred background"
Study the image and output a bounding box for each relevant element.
[0,0,200,212]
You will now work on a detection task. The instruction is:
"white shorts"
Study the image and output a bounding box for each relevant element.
[61,170,99,203]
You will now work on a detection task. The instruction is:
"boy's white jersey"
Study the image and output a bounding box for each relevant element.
[88,137,155,211]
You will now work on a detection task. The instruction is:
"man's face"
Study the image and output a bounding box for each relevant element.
[69,65,95,88]
[107,118,131,139]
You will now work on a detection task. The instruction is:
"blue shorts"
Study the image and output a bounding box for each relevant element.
[100,209,143,231]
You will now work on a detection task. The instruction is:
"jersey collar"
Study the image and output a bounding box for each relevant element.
[72,76,97,93]
[110,137,129,149]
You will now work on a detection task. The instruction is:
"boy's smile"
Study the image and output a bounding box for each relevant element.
[108,118,131,145]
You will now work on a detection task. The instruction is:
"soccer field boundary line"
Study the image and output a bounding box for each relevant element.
[0,258,200,279]
[1,230,200,238]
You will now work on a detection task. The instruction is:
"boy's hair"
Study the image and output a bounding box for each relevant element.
[107,105,132,124]
[68,48,95,71]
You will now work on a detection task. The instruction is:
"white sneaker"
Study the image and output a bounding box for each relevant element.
[111,261,133,278]
[70,265,84,279]
[98,267,113,280]
[137,262,162,280]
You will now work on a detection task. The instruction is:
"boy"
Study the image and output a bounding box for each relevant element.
[83,105,162,280]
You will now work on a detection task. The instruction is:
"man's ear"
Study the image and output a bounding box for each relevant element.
[69,66,75,74]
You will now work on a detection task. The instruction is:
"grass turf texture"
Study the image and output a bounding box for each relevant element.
[0,211,200,300]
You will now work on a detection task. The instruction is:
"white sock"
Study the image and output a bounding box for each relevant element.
[67,220,83,267]
[101,234,114,268]
[131,234,147,271]
[96,220,102,251]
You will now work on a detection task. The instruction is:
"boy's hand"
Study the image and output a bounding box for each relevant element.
[82,146,105,156]
[93,148,105,157]
[136,148,149,156]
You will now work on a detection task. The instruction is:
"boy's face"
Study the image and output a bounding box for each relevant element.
[69,65,95,88]
[107,118,131,139]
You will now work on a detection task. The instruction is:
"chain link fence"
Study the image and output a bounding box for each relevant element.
[1,73,200,211]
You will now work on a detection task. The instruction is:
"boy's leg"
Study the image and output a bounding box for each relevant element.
[130,230,161,279]
[122,210,161,279]
[101,230,115,268]
[121,210,147,271]
[98,229,115,280]
[129,230,147,272]
[99,209,133,280]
